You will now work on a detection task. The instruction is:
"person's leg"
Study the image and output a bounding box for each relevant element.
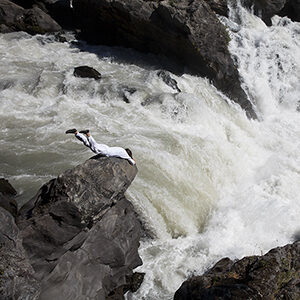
[75,132,90,148]
[87,134,109,155]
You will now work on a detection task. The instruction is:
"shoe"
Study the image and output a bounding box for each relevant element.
[79,130,90,134]
[65,128,77,134]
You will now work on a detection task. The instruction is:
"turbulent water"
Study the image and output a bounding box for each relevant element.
[0,2,300,299]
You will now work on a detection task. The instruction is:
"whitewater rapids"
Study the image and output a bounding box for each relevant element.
[0,3,299,300]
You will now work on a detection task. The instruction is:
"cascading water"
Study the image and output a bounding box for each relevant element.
[0,1,299,299]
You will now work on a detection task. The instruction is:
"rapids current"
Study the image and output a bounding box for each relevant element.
[0,3,299,300]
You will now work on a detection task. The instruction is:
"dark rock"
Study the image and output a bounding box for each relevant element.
[241,0,297,25]
[0,178,18,217]
[0,178,17,195]
[11,0,75,29]
[206,0,229,16]
[0,0,61,34]
[0,207,39,299]
[73,65,102,80]
[38,197,142,300]
[124,272,145,293]
[74,0,256,118]
[157,70,181,92]
[174,241,300,300]
[123,87,137,103]
[17,157,141,299]
[279,0,300,22]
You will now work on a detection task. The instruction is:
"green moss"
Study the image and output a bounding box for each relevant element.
[224,30,231,45]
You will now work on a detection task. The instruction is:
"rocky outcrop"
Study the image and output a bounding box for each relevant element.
[73,0,256,118]
[74,65,102,80]
[0,157,142,299]
[0,0,61,34]
[174,241,300,300]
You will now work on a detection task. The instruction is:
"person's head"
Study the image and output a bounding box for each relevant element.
[125,148,133,159]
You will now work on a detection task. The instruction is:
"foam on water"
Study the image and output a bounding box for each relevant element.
[0,3,299,299]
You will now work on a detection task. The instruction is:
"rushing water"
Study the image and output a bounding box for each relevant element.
[0,2,299,300]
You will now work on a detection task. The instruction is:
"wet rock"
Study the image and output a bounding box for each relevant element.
[17,157,141,299]
[123,87,137,103]
[174,241,300,300]
[73,65,102,80]
[0,0,61,34]
[0,207,39,299]
[157,70,181,92]
[0,178,18,217]
[74,0,256,119]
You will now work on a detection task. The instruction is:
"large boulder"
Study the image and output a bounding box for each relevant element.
[15,156,142,299]
[174,241,300,300]
[0,0,61,34]
[73,0,256,118]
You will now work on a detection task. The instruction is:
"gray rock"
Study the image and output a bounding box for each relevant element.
[38,197,142,300]
[0,207,39,300]
[157,70,181,93]
[74,0,257,118]
[0,0,61,34]
[17,157,141,299]
[174,241,300,300]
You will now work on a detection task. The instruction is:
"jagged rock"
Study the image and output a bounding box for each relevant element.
[157,70,181,92]
[17,157,141,299]
[0,207,39,299]
[73,65,102,80]
[0,178,18,217]
[74,0,256,118]
[0,0,61,34]
[174,241,300,300]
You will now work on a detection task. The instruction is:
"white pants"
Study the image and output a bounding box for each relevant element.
[76,133,135,165]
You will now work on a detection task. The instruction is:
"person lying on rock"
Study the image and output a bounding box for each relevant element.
[66,129,136,165]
